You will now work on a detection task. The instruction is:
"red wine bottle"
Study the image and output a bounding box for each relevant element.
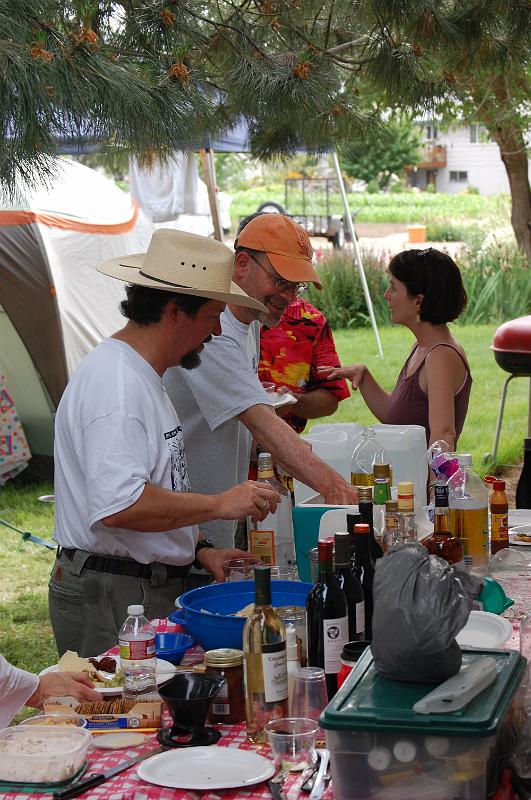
[333,532,365,641]
[351,523,376,641]
[358,486,384,561]
[306,538,348,700]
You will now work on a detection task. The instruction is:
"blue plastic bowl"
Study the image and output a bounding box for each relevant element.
[168,580,312,651]
[155,632,195,664]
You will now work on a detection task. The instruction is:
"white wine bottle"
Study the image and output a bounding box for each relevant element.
[243,565,289,743]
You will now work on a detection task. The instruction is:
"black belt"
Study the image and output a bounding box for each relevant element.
[58,548,190,579]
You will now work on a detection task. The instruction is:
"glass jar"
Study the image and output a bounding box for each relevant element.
[276,605,308,667]
[204,648,245,724]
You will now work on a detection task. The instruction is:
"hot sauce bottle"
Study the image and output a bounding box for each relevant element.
[490,480,509,554]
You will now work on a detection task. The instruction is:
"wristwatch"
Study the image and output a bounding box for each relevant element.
[193,537,215,569]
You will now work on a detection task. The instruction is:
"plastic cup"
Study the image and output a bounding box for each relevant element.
[290,667,329,724]
[264,717,318,771]
[222,556,262,581]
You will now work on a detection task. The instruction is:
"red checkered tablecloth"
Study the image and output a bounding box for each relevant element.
[3,573,528,800]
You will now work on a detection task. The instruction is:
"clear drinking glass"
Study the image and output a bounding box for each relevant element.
[291,667,328,723]
[223,556,262,581]
[276,606,307,666]
[265,717,318,771]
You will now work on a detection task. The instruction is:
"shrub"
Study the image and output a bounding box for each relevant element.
[308,246,529,329]
[308,251,390,328]
[426,183,436,193]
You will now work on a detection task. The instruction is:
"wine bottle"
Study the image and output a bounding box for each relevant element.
[306,538,348,700]
[346,512,362,567]
[358,486,384,561]
[351,523,376,641]
[333,532,365,641]
[252,452,295,571]
[243,566,289,743]
[516,438,531,509]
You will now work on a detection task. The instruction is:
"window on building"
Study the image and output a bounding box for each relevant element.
[450,171,468,182]
[425,124,438,140]
[469,124,488,143]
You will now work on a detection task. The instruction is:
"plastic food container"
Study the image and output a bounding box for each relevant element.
[19,713,87,728]
[320,647,525,799]
[0,726,92,786]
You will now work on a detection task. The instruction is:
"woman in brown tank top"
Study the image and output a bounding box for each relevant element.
[318,248,472,449]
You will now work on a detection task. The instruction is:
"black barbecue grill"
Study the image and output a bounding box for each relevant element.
[488,315,531,462]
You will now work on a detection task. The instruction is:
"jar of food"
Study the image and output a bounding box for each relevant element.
[337,641,370,689]
[204,648,245,724]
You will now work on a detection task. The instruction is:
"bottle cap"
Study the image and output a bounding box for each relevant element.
[493,480,506,491]
[483,475,497,486]
[373,463,390,478]
[127,604,144,615]
[397,481,414,511]
[204,648,243,668]
[318,538,334,557]
[358,486,373,502]
[353,523,370,535]
[457,453,472,467]
[334,531,350,565]
[257,452,274,469]
[434,483,449,507]
[385,500,398,511]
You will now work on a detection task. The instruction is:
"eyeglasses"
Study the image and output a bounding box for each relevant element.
[247,253,308,296]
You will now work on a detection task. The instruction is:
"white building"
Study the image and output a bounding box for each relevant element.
[407,121,530,195]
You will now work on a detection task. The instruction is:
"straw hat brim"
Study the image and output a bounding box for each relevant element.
[97,253,267,312]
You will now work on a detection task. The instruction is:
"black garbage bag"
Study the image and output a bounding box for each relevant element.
[371,543,483,683]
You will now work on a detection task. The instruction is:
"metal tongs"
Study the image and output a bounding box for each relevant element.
[301,749,331,799]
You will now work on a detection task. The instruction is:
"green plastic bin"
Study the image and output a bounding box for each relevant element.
[320,646,526,799]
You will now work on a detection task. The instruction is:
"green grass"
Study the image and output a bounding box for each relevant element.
[0,322,527,680]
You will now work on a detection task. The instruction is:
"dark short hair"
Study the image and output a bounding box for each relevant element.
[120,284,210,325]
[388,248,467,324]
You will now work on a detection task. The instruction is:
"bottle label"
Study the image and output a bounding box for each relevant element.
[261,642,288,703]
[323,616,349,674]
[491,512,509,542]
[211,702,230,715]
[250,529,276,565]
[119,638,156,661]
[356,602,365,635]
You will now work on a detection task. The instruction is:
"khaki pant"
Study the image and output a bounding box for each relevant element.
[48,550,186,658]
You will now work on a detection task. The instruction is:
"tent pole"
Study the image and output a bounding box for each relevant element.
[199,147,223,242]
[332,151,384,358]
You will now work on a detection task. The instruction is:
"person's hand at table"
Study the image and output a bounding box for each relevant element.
[26,672,101,708]
[196,547,261,583]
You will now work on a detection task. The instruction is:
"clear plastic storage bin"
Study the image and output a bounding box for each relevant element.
[320,647,525,800]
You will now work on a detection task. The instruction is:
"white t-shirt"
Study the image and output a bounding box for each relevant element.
[0,655,39,728]
[164,308,273,549]
[54,338,198,565]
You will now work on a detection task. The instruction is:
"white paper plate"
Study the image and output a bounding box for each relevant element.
[456,611,512,649]
[137,746,275,790]
[509,525,531,546]
[39,657,176,696]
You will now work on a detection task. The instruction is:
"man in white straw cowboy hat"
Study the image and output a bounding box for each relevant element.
[165,215,358,585]
[49,229,280,657]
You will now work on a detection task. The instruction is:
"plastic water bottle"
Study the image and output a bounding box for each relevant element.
[119,604,158,700]
[448,454,488,577]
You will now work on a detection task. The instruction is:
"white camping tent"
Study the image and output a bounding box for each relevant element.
[0,157,153,476]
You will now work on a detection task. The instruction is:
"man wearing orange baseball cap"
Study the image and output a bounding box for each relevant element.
[164,214,358,585]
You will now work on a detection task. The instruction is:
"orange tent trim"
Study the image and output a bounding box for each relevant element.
[0,203,139,234]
